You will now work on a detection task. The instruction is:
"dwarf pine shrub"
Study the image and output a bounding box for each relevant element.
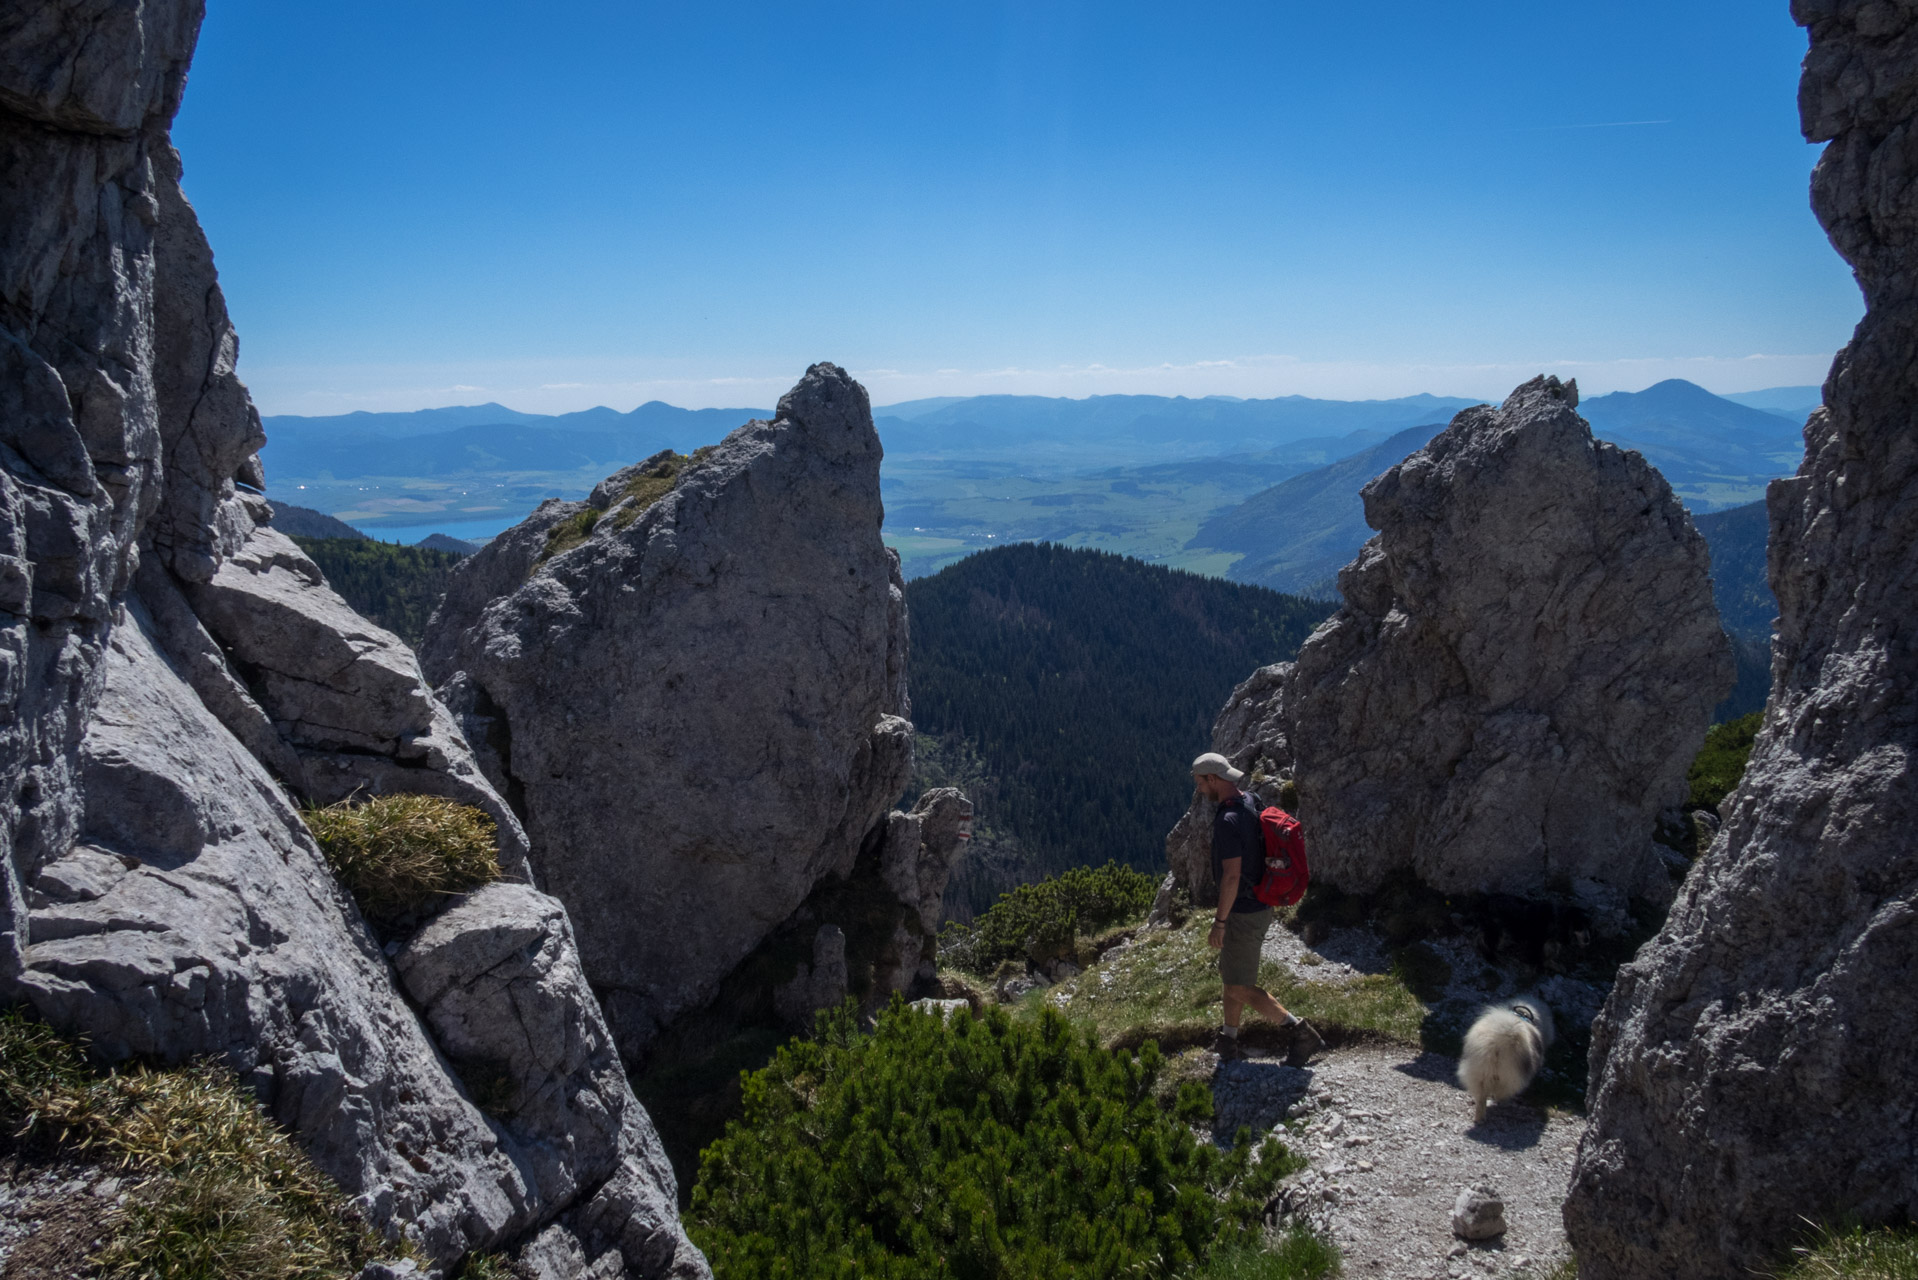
[0,1009,384,1280]
[689,998,1296,1279]
[939,862,1158,976]
[302,793,500,922]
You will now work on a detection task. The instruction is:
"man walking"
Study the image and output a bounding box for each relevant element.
[1192,752,1325,1065]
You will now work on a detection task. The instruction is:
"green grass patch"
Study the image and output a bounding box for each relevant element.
[540,504,602,562]
[1191,1225,1341,1279]
[1774,1222,1918,1279]
[1688,710,1763,813]
[301,793,500,924]
[939,862,1159,976]
[0,1009,385,1279]
[1048,917,1425,1053]
[689,998,1299,1279]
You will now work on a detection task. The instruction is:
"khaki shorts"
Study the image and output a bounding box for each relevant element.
[1219,906,1274,987]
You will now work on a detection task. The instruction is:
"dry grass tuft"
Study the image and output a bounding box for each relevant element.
[0,1009,385,1280]
[302,793,500,922]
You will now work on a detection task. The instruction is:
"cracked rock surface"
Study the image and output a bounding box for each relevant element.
[1,5,702,1274]
[1169,377,1730,918]
[423,363,915,1059]
[1565,5,1918,1276]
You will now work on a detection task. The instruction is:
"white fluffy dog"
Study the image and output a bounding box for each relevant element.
[1457,997,1555,1123]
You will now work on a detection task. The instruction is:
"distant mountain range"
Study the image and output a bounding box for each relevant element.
[870,392,1482,463]
[1190,421,1449,597]
[259,380,1812,601]
[1194,380,1806,598]
[1719,384,1822,419]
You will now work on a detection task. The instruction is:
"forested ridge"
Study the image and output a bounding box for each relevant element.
[291,537,463,648]
[906,543,1334,918]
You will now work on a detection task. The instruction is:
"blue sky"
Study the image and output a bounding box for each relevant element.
[174,1,1860,414]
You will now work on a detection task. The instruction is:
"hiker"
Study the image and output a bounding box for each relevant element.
[1192,752,1325,1064]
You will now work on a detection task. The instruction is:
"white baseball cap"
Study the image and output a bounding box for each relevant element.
[1190,752,1245,784]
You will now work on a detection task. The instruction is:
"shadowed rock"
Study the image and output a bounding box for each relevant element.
[1167,377,1731,924]
[422,363,917,1059]
[1564,4,1918,1274]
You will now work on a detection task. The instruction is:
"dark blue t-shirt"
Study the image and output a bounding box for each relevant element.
[1210,791,1266,914]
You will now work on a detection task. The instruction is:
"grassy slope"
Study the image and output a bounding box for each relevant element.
[1041,916,1424,1054]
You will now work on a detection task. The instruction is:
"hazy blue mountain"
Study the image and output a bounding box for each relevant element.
[1578,380,1805,509]
[265,424,649,480]
[1190,422,1449,597]
[263,400,768,442]
[1192,380,1805,604]
[1720,385,1823,419]
[418,533,482,556]
[874,392,1481,461]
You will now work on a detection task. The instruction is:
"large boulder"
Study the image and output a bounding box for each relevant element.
[1169,377,1731,919]
[422,363,914,1058]
[1564,5,1918,1275]
[2,6,703,1274]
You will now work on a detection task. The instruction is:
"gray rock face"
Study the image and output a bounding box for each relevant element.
[1564,6,1918,1275]
[0,0,198,984]
[397,884,708,1279]
[423,364,915,1057]
[2,7,702,1275]
[1169,378,1731,917]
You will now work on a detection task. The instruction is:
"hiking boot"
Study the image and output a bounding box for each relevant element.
[1210,1032,1245,1061]
[1285,1020,1325,1066]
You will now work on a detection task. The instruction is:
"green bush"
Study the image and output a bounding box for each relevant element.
[689,999,1297,1279]
[1687,710,1764,813]
[1775,1222,1918,1279]
[939,862,1158,976]
[0,1009,384,1280]
[302,793,500,923]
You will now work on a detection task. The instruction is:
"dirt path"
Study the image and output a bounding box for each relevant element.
[1202,918,1594,1278]
[1214,1044,1580,1278]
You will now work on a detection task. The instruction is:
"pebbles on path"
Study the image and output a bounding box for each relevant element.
[1214,1044,1580,1279]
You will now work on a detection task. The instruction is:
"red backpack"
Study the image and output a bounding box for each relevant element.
[1252,806,1309,907]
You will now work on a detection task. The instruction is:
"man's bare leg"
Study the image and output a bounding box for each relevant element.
[1224,983,1291,1027]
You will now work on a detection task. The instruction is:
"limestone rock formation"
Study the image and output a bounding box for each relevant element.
[423,364,916,1058]
[1564,5,1918,1274]
[1169,378,1731,919]
[2,7,702,1274]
